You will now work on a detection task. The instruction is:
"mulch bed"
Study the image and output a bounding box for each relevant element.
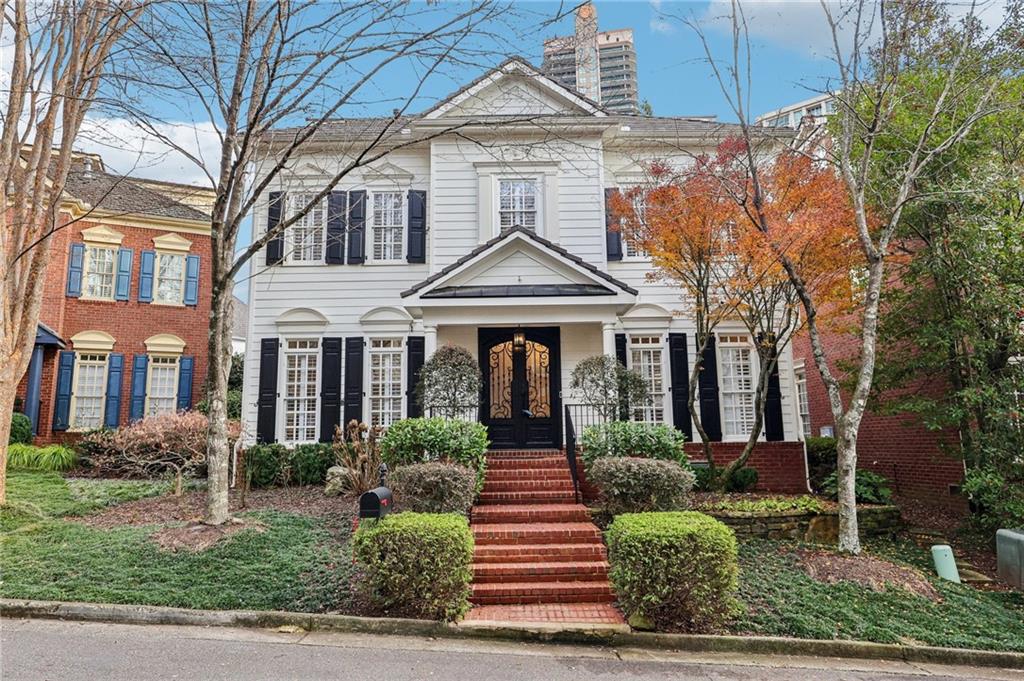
[76,486,357,529]
[150,518,266,552]
[796,547,941,602]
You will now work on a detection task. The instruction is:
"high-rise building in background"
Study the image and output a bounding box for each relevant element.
[543,2,640,114]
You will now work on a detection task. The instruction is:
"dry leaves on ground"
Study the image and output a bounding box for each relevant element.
[796,548,941,602]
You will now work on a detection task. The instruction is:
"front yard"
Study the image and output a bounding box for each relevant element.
[2,471,1022,651]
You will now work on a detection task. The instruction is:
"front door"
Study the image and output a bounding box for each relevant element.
[479,327,561,449]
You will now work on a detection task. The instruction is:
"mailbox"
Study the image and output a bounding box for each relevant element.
[359,486,393,520]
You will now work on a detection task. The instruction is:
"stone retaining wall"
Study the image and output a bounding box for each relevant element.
[704,505,901,543]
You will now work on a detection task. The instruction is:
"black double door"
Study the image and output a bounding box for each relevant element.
[479,327,561,449]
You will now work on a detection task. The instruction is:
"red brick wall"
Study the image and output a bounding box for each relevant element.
[19,214,211,444]
[793,333,966,509]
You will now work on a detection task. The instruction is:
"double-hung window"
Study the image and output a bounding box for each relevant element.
[283,339,319,442]
[498,179,538,231]
[83,246,116,300]
[71,353,108,428]
[146,356,180,416]
[796,367,811,437]
[629,335,665,423]
[624,191,649,258]
[155,252,186,304]
[371,191,404,261]
[719,334,757,439]
[287,193,326,263]
[369,338,403,428]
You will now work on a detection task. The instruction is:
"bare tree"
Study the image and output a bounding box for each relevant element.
[679,0,1013,551]
[0,0,140,504]
[112,0,556,525]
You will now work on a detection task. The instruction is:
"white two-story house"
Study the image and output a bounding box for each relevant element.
[241,59,807,485]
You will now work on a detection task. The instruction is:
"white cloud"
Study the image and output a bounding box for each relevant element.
[650,0,676,34]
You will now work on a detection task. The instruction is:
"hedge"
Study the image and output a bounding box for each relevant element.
[244,443,334,488]
[588,457,695,515]
[580,421,688,470]
[606,511,738,632]
[352,512,473,621]
[379,418,488,488]
[389,462,476,515]
[8,413,32,445]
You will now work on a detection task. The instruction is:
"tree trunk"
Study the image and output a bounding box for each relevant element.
[0,369,18,506]
[835,421,861,553]
[205,286,234,525]
[687,337,714,468]
[718,355,772,488]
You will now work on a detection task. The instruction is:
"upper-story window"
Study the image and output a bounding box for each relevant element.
[371,191,404,262]
[83,245,116,300]
[155,253,185,304]
[287,193,326,263]
[499,179,538,231]
[719,333,757,439]
[624,191,649,258]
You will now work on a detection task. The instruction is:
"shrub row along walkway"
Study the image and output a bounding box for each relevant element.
[463,449,624,625]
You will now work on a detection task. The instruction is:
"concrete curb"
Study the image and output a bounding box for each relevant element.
[3,598,1023,670]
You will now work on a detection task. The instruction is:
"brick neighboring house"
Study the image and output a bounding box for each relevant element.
[15,153,216,444]
[792,333,967,509]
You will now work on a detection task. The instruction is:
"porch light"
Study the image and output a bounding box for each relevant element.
[513,328,526,350]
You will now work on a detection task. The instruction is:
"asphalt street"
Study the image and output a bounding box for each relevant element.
[2,618,1022,681]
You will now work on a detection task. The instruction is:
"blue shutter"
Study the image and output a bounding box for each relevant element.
[114,248,133,301]
[53,351,75,431]
[130,354,148,421]
[138,250,155,302]
[66,243,85,297]
[177,356,194,410]
[183,255,200,306]
[104,353,124,428]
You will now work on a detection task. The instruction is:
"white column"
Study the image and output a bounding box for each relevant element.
[602,322,617,357]
[424,324,438,358]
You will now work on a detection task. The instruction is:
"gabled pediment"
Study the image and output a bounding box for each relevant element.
[363,161,414,182]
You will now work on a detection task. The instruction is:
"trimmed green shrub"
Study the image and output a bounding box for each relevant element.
[389,462,476,515]
[581,421,688,470]
[962,466,1024,532]
[415,344,481,418]
[805,436,837,491]
[289,443,334,486]
[379,418,488,488]
[606,512,738,632]
[353,512,473,621]
[724,466,759,492]
[9,413,32,445]
[244,442,334,488]
[7,443,77,472]
[244,443,290,488]
[821,469,893,504]
[697,494,826,514]
[589,457,695,515]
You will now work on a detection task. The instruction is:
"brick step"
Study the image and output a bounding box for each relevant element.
[484,457,567,470]
[470,503,590,524]
[473,542,608,564]
[487,450,563,458]
[477,491,576,504]
[472,561,610,583]
[471,580,616,605]
[463,603,625,625]
[482,479,574,494]
[472,522,603,545]
[485,468,572,481]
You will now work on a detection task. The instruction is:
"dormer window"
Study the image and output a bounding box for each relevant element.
[499,179,538,231]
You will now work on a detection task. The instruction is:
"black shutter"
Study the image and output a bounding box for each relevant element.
[320,337,343,442]
[406,336,425,417]
[668,333,693,441]
[256,338,279,443]
[605,188,623,261]
[763,338,785,441]
[347,190,366,264]
[325,192,347,264]
[343,336,364,425]
[698,336,723,442]
[407,190,427,264]
[615,333,627,367]
[265,192,284,265]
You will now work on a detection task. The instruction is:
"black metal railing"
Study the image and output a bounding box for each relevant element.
[563,404,581,504]
[424,404,479,422]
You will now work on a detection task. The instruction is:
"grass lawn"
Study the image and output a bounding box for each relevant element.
[1,471,353,613]
[734,538,1024,652]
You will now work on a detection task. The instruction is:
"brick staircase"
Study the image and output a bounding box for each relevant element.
[463,450,624,625]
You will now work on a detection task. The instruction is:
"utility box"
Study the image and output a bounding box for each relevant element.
[996,529,1024,589]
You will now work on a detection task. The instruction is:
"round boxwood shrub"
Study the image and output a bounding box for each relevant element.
[389,462,476,515]
[8,413,32,445]
[589,457,695,516]
[244,443,290,488]
[606,511,739,632]
[580,420,688,470]
[379,417,488,488]
[353,512,473,621]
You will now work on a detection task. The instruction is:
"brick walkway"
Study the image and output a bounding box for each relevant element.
[465,450,625,625]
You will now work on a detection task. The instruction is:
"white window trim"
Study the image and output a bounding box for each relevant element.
[81,244,118,302]
[366,190,406,264]
[474,162,559,243]
[627,333,667,424]
[365,336,406,429]
[716,333,762,443]
[69,352,109,431]
[144,354,181,416]
[284,192,327,265]
[153,250,187,306]
[795,366,811,438]
[617,182,651,262]
[277,335,321,445]
[495,176,542,235]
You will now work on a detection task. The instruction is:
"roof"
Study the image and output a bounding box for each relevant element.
[35,322,64,348]
[422,283,613,299]
[63,170,212,222]
[402,226,637,298]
